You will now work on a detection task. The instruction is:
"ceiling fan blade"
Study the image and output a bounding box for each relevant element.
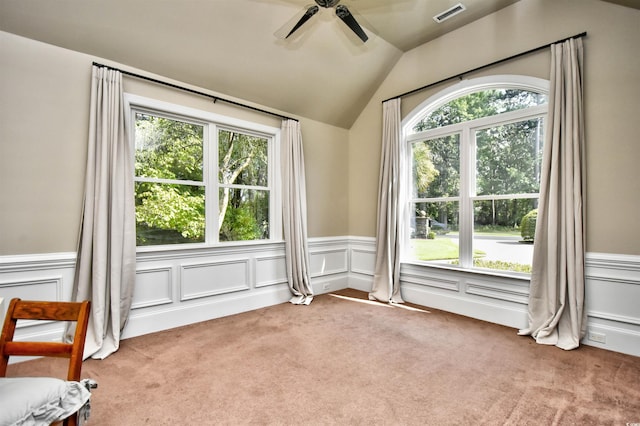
[335,4,368,42]
[286,5,320,39]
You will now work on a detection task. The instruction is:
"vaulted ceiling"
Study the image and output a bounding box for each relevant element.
[0,0,637,128]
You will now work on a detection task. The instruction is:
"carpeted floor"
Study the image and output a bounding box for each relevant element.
[7,289,640,425]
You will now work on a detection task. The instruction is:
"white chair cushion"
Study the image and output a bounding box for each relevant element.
[0,377,90,426]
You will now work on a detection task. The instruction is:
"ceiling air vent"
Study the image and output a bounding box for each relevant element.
[433,3,466,23]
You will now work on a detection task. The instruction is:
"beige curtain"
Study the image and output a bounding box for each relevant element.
[70,65,137,359]
[369,98,404,304]
[281,119,313,305]
[519,38,586,350]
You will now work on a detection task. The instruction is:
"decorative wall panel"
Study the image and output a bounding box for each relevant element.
[132,267,173,309]
[255,255,287,288]
[180,259,250,301]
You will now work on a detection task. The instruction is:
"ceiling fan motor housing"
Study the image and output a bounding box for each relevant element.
[315,0,341,8]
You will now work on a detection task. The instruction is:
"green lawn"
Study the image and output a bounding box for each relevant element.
[473,225,522,238]
[412,238,485,261]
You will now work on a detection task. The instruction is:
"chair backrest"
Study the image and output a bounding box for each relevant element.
[0,298,91,381]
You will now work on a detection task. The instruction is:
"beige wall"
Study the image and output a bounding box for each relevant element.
[0,31,349,255]
[348,0,640,256]
[0,33,90,255]
[2,0,639,257]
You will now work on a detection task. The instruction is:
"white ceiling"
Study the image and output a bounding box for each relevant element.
[1,0,636,128]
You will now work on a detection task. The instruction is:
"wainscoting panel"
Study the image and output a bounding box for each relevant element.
[308,237,350,294]
[400,269,529,330]
[465,276,529,304]
[347,237,376,293]
[0,277,62,307]
[350,248,376,276]
[583,253,640,356]
[180,259,250,301]
[124,244,289,338]
[347,245,639,357]
[402,265,460,292]
[132,267,173,309]
[309,248,348,277]
[255,255,288,288]
[0,253,76,355]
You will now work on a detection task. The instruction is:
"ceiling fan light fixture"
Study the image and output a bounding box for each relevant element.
[283,0,368,43]
[433,3,466,23]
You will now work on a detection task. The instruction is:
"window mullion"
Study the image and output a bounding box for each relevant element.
[207,124,219,244]
[270,134,283,241]
[459,126,474,268]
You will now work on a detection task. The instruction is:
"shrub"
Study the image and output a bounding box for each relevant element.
[520,209,538,243]
[473,259,532,273]
[427,231,436,240]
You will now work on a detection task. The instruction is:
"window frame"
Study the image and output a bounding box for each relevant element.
[401,75,549,276]
[124,93,282,251]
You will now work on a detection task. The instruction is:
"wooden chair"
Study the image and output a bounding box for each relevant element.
[0,298,92,426]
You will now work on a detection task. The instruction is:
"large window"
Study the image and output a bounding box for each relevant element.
[127,95,280,247]
[404,77,548,275]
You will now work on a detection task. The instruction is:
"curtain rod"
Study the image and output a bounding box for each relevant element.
[382,31,587,103]
[92,62,298,122]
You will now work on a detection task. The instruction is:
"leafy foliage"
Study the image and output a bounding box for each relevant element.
[133,114,269,245]
[412,89,544,230]
[135,113,203,181]
[218,130,269,241]
[472,259,531,273]
[520,209,538,242]
[135,183,205,243]
[410,89,546,273]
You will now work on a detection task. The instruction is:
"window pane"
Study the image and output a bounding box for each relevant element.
[476,118,544,195]
[135,182,205,246]
[218,130,268,187]
[412,89,547,132]
[409,201,459,263]
[135,113,203,181]
[219,188,269,241]
[472,199,538,273]
[411,134,460,198]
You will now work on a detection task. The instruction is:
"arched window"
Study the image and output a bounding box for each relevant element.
[402,76,548,275]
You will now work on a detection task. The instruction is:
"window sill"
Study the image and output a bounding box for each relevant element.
[136,240,286,260]
[401,260,532,282]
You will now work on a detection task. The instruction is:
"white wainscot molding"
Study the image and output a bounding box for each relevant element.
[399,263,530,330]
[308,236,350,294]
[1,244,638,359]
[347,237,376,293]
[346,237,532,330]
[127,238,353,337]
[0,253,76,318]
[125,243,289,338]
[0,238,354,351]
[0,253,77,362]
[344,243,640,357]
[583,253,640,357]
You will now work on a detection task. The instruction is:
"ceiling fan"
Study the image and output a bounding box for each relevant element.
[285,0,368,42]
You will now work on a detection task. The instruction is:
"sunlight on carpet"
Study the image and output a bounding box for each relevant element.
[328,293,431,314]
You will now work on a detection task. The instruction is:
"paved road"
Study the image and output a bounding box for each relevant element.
[474,237,533,264]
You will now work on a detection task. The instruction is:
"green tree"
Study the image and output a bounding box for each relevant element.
[412,142,439,195]
[134,115,270,245]
[218,130,268,241]
[412,89,544,229]
[135,114,205,245]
